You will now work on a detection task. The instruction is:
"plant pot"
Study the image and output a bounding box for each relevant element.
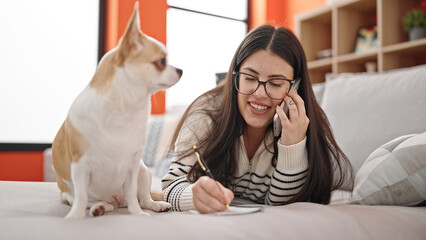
[409,27,426,41]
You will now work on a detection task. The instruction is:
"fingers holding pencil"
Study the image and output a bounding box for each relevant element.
[193,176,234,214]
[192,145,232,213]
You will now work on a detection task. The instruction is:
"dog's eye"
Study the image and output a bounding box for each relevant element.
[154,57,167,71]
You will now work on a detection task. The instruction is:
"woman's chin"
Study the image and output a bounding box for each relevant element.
[245,118,271,130]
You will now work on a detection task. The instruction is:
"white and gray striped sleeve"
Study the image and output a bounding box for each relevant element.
[266,137,309,205]
[161,110,213,211]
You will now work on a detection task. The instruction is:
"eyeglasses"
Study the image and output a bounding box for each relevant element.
[233,71,295,100]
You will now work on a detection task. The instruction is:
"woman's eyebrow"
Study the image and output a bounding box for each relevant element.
[268,74,290,79]
[242,67,259,75]
[243,67,290,79]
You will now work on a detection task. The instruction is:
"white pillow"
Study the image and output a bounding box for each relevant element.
[350,132,426,206]
[142,111,183,168]
[311,81,326,105]
[321,65,426,189]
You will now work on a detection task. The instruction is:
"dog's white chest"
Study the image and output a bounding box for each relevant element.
[87,150,141,198]
[68,87,150,199]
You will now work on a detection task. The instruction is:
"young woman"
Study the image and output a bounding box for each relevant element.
[161,25,352,213]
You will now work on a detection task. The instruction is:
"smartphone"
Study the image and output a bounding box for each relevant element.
[273,79,301,137]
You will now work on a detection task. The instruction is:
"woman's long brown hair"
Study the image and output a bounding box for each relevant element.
[168,25,353,204]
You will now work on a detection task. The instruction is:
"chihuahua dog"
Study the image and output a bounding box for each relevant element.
[52,2,180,219]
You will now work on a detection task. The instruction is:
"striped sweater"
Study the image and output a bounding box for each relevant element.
[161,95,309,211]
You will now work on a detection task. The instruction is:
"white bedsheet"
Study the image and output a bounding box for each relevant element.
[1,181,425,240]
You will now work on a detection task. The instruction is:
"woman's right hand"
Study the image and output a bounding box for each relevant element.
[192,176,234,214]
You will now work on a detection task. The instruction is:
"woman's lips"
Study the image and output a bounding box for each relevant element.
[248,101,270,115]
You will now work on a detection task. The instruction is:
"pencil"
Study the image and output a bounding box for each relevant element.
[193,145,231,211]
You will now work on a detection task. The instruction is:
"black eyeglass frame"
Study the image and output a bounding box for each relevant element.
[232,71,295,100]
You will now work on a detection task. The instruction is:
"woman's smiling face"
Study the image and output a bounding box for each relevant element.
[237,50,294,130]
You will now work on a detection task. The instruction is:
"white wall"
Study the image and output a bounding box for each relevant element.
[0,0,99,143]
[166,0,247,109]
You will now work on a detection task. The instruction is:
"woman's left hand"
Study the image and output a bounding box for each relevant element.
[275,91,310,146]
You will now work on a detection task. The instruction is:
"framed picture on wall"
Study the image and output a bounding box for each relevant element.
[354,25,378,54]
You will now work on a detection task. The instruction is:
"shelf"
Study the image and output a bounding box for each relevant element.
[307,58,333,70]
[336,0,377,11]
[297,5,332,63]
[381,0,423,46]
[382,38,426,71]
[337,51,378,63]
[308,68,332,84]
[296,0,426,82]
[297,5,332,22]
[383,38,426,54]
[336,0,377,56]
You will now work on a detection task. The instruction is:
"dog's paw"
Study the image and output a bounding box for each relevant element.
[89,202,114,217]
[155,201,171,212]
[90,205,105,217]
[140,200,171,212]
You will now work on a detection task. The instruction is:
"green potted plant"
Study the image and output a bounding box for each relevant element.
[402,8,426,41]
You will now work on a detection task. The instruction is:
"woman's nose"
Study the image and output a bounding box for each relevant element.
[253,82,268,98]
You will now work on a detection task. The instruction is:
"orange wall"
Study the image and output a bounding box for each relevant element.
[284,0,327,32]
[250,0,327,32]
[0,152,44,181]
[105,0,167,50]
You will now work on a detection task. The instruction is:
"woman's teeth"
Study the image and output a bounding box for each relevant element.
[250,102,268,111]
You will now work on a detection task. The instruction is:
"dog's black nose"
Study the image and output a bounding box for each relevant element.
[176,68,183,78]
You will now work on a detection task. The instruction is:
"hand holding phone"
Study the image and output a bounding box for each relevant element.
[273,79,300,137]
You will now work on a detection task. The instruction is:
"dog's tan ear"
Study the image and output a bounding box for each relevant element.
[117,1,144,65]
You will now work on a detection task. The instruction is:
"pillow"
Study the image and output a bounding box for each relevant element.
[142,108,184,168]
[350,132,426,206]
[321,65,426,188]
[311,81,326,105]
[142,115,165,167]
